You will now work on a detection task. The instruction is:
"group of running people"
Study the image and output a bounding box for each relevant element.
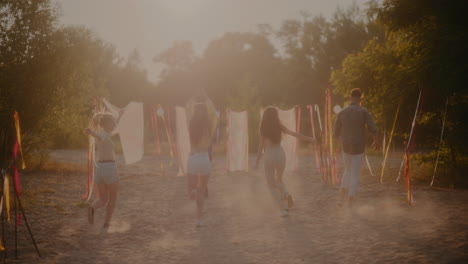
[85,88,379,228]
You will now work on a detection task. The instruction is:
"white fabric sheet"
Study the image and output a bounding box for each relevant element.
[102,99,144,164]
[278,108,298,171]
[261,107,298,172]
[175,106,191,176]
[227,110,249,172]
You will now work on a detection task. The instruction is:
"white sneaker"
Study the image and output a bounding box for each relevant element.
[280,210,289,217]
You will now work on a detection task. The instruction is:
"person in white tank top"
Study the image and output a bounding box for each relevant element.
[85,110,123,229]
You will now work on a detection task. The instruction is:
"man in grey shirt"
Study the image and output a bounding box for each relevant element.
[333,88,379,207]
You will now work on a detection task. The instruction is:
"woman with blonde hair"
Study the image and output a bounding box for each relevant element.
[85,110,123,229]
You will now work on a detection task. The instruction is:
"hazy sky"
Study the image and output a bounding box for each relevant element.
[56,0,367,83]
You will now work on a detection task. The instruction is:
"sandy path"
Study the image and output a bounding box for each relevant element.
[3,151,468,263]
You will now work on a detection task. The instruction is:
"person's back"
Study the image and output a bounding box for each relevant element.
[186,97,218,153]
[333,88,379,207]
[334,103,377,155]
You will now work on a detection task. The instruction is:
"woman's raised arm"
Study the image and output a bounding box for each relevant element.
[281,124,315,142]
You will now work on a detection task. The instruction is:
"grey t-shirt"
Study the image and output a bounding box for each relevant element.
[333,103,377,154]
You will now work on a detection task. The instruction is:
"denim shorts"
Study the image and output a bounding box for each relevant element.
[94,162,119,184]
[264,145,286,164]
[187,152,211,175]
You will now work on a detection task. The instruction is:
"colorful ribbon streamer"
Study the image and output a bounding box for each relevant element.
[365,155,374,176]
[11,111,25,199]
[245,113,249,172]
[225,109,230,172]
[82,98,100,201]
[380,103,400,183]
[4,173,11,222]
[170,106,184,169]
[12,141,21,196]
[83,133,95,202]
[404,142,414,204]
[150,106,165,176]
[430,98,449,187]
[307,105,321,173]
[397,90,422,182]
[13,111,25,169]
[314,104,327,183]
[324,86,336,184]
[162,106,176,166]
[295,106,302,170]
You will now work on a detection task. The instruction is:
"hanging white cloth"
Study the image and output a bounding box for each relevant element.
[227,110,249,172]
[175,106,191,176]
[261,107,298,172]
[278,108,298,172]
[102,99,144,164]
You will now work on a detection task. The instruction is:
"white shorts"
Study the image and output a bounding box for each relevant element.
[187,152,211,175]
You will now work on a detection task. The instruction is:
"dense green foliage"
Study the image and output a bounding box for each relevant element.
[0,0,153,155]
[331,0,468,184]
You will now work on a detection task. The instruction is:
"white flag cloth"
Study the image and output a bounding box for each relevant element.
[175,106,191,176]
[261,107,298,172]
[227,110,249,172]
[102,99,144,164]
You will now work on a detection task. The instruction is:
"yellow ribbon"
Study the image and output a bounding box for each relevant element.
[4,173,11,222]
[380,104,400,183]
[13,111,26,169]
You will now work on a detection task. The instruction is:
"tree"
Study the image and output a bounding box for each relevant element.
[107,49,155,107]
[153,40,198,105]
[332,0,468,185]
[276,4,379,105]
[1,0,117,153]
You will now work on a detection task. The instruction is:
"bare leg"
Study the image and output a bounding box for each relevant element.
[92,184,109,209]
[275,163,287,193]
[196,175,208,221]
[104,182,119,226]
[265,160,283,208]
[338,188,347,207]
[274,163,289,209]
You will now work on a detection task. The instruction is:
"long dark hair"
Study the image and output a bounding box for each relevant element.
[189,104,210,146]
[260,106,282,144]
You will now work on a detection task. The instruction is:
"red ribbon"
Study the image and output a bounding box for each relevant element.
[307,105,321,174]
[295,106,302,170]
[150,107,164,175]
[12,141,21,196]
[225,109,230,172]
[82,98,98,201]
[168,106,186,175]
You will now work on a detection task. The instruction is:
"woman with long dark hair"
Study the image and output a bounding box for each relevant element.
[186,94,218,227]
[255,106,314,217]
